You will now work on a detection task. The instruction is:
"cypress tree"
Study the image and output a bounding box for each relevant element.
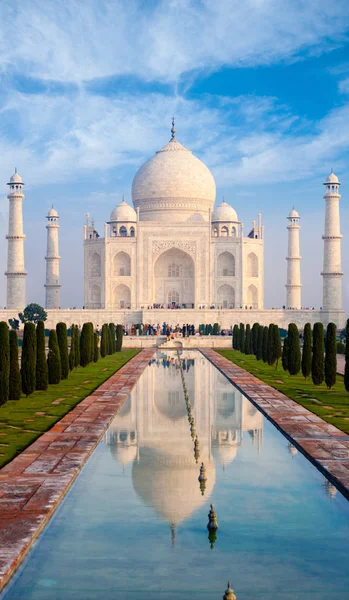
[252,323,259,355]
[74,325,80,368]
[256,325,263,360]
[56,322,69,380]
[108,324,114,355]
[312,322,324,385]
[282,337,289,371]
[93,332,99,363]
[36,320,48,390]
[239,323,245,353]
[47,329,61,384]
[267,323,275,365]
[100,324,109,358]
[262,326,269,363]
[0,321,10,404]
[325,322,337,390]
[87,323,94,363]
[233,324,239,350]
[80,323,91,367]
[301,323,312,380]
[274,324,282,369]
[116,324,123,351]
[244,324,251,354]
[9,330,21,400]
[109,323,116,354]
[69,325,75,371]
[345,319,349,392]
[287,323,301,375]
[21,322,36,397]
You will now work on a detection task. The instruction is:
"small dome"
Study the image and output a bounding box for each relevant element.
[48,207,58,217]
[110,199,137,222]
[325,171,339,184]
[212,200,238,222]
[288,208,299,218]
[8,170,23,184]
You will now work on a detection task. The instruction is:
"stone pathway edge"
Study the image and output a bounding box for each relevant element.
[0,348,155,593]
[201,349,349,501]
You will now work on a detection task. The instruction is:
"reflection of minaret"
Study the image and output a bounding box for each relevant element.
[170,523,176,548]
[288,441,298,457]
[324,478,337,499]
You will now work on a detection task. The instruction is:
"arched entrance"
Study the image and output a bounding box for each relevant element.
[114,284,131,309]
[217,284,235,308]
[154,248,195,307]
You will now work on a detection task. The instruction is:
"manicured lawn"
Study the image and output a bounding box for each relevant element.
[0,349,139,468]
[218,349,349,435]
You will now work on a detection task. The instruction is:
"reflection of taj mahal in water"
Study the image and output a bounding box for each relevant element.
[104,351,263,531]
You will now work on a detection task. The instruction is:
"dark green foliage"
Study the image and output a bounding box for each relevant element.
[287,323,301,375]
[301,323,312,380]
[244,324,251,354]
[100,324,109,358]
[87,323,94,363]
[8,318,20,330]
[262,326,269,363]
[213,323,220,335]
[108,323,115,355]
[337,341,345,354]
[9,330,21,400]
[21,322,36,397]
[56,322,69,380]
[239,323,245,353]
[69,324,76,371]
[252,323,259,355]
[274,325,282,368]
[116,324,123,352]
[312,322,324,385]
[233,325,239,350]
[282,337,289,371]
[325,323,337,390]
[345,319,349,392]
[93,333,99,363]
[74,326,80,368]
[267,324,275,365]
[256,325,263,360]
[36,320,48,390]
[47,330,61,384]
[18,303,47,324]
[80,323,91,367]
[0,321,10,405]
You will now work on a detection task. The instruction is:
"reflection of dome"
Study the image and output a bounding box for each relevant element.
[132,447,215,525]
[109,442,137,466]
[154,388,194,421]
[212,200,238,222]
[213,444,238,467]
[131,132,216,222]
[110,199,137,222]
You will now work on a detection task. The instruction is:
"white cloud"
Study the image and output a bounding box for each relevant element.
[0,0,348,84]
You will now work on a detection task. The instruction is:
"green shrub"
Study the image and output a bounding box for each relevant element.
[312,322,324,385]
[256,325,263,360]
[80,323,91,367]
[21,322,36,397]
[101,324,109,357]
[213,323,220,335]
[74,325,80,368]
[262,326,269,363]
[56,322,69,380]
[9,330,21,400]
[69,324,76,371]
[301,323,312,380]
[0,321,10,404]
[287,323,301,375]
[345,319,349,393]
[325,323,337,390]
[93,332,99,363]
[267,324,275,365]
[282,337,289,371]
[36,320,48,390]
[116,324,123,351]
[337,341,345,354]
[47,329,61,384]
[273,324,282,368]
[233,325,239,350]
[239,323,245,353]
[108,323,115,355]
[244,324,251,354]
[252,323,259,355]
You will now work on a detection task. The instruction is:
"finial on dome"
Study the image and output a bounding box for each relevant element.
[171,116,176,140]
[15,167,17,174]
[122,194,125,203]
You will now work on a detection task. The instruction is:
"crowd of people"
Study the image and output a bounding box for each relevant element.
[124,323,232,339]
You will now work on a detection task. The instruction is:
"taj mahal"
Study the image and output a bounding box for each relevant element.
[1,120,345,330]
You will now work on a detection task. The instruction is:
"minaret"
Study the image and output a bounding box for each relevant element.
[322,171,342,310]
[45,207,61,309]
[5,169,27,309]
[286,208,301,309]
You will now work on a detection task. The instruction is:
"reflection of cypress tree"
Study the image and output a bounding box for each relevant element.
[9,330,21,400]
[208,529,217,550]
[325,322,337,390]
[36,320,48,390]
[256,325,263,360]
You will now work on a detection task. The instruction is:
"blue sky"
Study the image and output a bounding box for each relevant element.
[0,0,349,311]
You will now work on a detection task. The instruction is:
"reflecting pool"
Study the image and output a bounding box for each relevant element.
[2,351,349,599]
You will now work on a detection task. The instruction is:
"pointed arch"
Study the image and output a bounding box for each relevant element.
[90,252,101,277]
[114,251,131,276]
[247,284,258,308]
[90,284,101,307]
[217,284,235,308]
[114,284,131,309]
[247,252,258,277]
[217,251,235,277]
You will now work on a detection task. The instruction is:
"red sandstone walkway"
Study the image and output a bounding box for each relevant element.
[201,349,349,500]
[0,349,154,592]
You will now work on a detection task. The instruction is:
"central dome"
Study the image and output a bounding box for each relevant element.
[132,130,216,222]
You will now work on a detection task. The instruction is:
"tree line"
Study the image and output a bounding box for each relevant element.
[0,321,124,404]
[232,320,349,391]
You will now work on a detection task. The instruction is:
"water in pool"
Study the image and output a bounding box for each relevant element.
[2,351,349,599]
